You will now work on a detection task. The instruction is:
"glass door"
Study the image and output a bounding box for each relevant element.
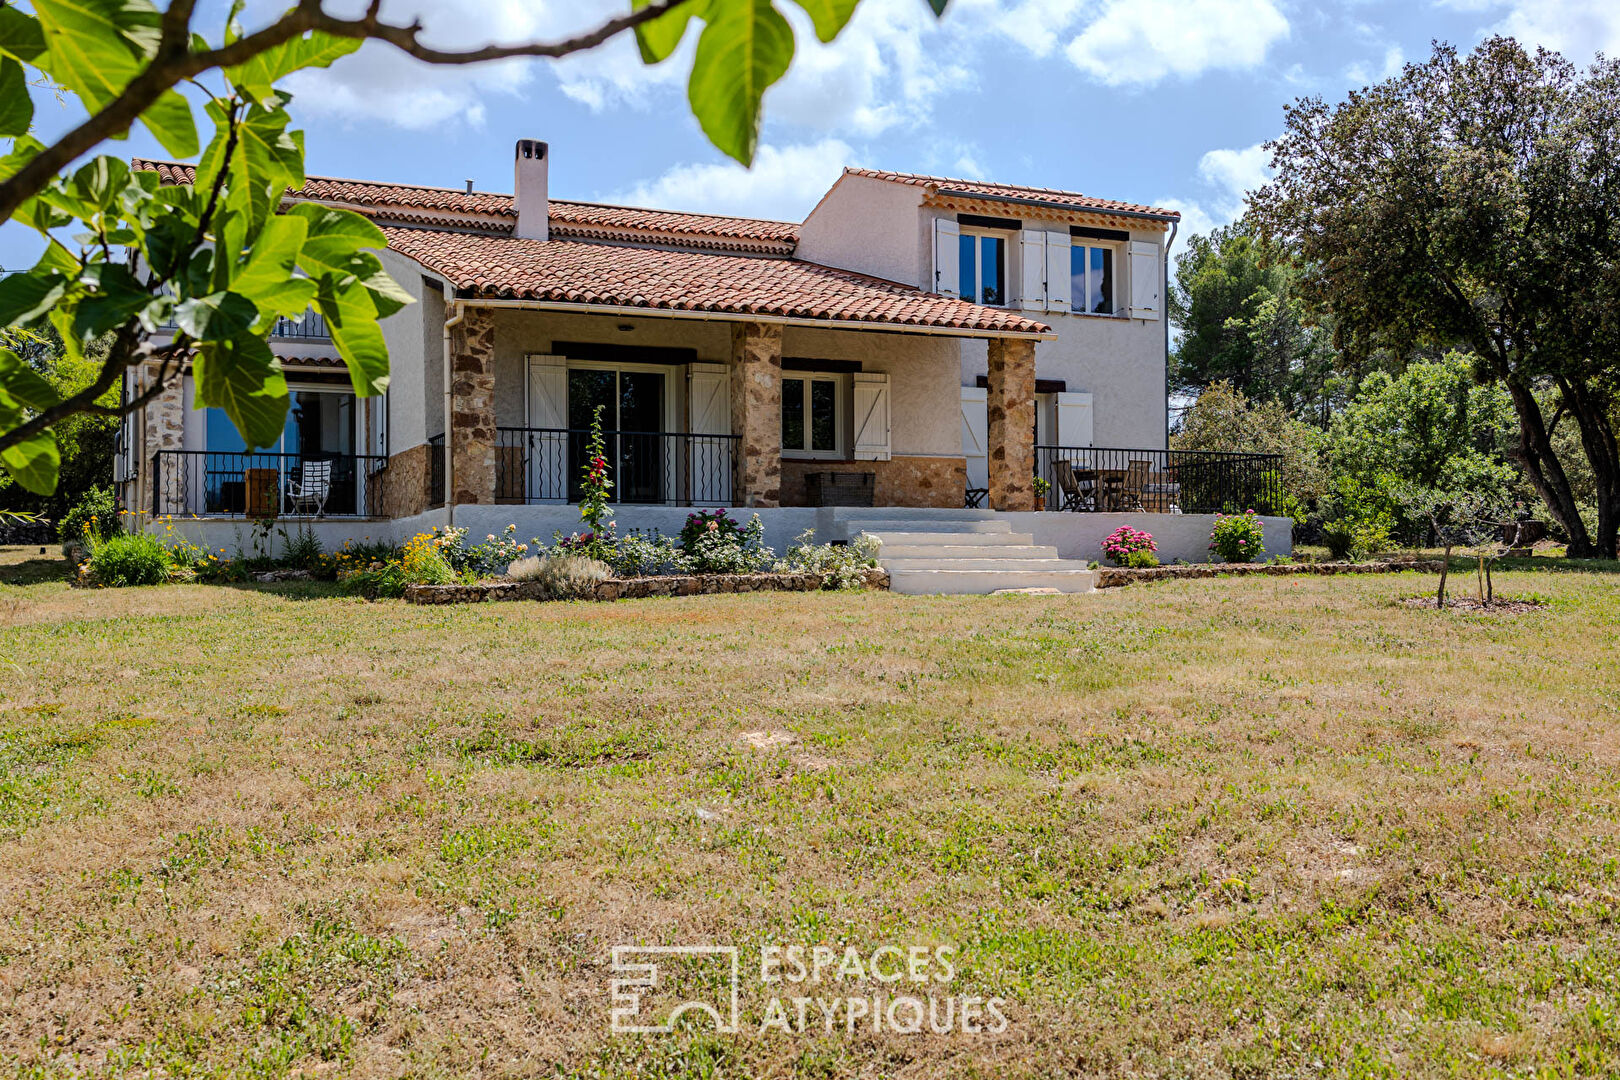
[566,367,667,505]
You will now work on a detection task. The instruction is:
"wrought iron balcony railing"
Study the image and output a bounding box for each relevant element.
[495,427,739,507]
[1034,445,1285,515]
[151,450,387,518]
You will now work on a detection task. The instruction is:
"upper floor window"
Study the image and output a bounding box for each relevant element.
[1070,244,1115,315]
[782,374,842,457]
[959,232,1006,306]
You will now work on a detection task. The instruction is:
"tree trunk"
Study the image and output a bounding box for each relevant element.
[1485,558,1493,605]
[1502,376,1596,556]
[1559,377,1620,559]
[1476,554,1484,601]
[1437,544,1451,608]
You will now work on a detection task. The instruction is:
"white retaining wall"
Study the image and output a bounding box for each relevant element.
[149,506,1290,565]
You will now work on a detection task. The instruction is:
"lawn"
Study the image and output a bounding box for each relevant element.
[1,547,1619,1077]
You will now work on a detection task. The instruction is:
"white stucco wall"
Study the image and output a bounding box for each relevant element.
[797,173,927,288]
[374,248,440,453]
[781,325,959,458]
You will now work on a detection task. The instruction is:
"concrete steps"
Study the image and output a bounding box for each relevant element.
[827,509,1095,595]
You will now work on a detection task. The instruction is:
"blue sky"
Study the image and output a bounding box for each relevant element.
[4,0,1618,272]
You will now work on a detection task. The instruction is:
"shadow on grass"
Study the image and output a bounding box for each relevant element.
[0,556,72,586]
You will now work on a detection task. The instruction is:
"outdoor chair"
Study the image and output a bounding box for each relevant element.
[285,459,332,517]
[1142,466,1182,513]
[1119,460,1152,511]
[1053,459,1095,512]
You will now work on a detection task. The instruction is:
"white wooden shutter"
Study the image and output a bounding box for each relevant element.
[1019,230,1047,312]
[1045,232,1071,314]
[1128,240,1161,320]
[1054,392,1094,449]
[960,385,988,490]
[687,363,732,503]
[933,218,960,298]
[852,372,891,461]
[525,354,567,502]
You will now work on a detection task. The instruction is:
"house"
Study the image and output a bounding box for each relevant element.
[119,142,1290,582]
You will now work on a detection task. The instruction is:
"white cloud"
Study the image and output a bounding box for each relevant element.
[1344,45,1404,88]
[1158,140,1274,241]
[602,139,854,222]
[1064,0,1290,87]
[1438,0,1620,59]
[267,0,588,129]
[1198,143,1272,210]
[1151,197,1219,240]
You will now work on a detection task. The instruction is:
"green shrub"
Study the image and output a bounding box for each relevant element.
[400,532,458,586]
[280,524,325,571]
[85,532,170,587]
[337,561,407,599]
[774,530,880,589]
[1209,511,1266,563]
[58,485,121,548]
[1320,518,1387,562]
[1123,549,1160,569]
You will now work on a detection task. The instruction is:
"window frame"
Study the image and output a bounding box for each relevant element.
[202,383,359,456]
[1070,242,1121,317]
[780,372,847,460]
[959,227,1011,308]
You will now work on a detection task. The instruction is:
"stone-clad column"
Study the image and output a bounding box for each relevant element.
[730,321,782,507]
[986,337,1036,512]
[450,307,497,505]
[144,368,185,516]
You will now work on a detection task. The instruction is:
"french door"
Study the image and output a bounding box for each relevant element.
[565,366,668,505]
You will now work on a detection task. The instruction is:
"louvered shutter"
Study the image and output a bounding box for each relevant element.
[933,218,960,298]
[525,354,567,502]
[1045,232,1071,314]
[687,363,732,504]
[1128,240,1161,320]
[960,385,988,490]
[852,372,891,461]
[1019,230,1047,312]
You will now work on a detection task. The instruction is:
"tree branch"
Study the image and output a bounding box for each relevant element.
[0,0,694,225]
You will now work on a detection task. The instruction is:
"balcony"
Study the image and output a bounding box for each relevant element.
[152,450,387,518]
[495,427,740,506]
[270,311,329,339]
[1034,446,1284,515]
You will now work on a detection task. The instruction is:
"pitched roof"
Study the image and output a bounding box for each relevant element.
[130,159,797,251]
[381,227,1051,337]
[845,167,1181,220]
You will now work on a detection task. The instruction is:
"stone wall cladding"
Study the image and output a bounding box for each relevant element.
[145,374,184,515]
[780,456,965,508]
[450,307,497,505]
[405,567,889,604]
[730,321,783,507]
[1095,560,1446,588]
[377,443,432,519]
[986,337,1035,512]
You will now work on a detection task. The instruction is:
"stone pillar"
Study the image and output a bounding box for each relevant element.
[144,369,185,516]
[986,337,1036,512]
[729,321,782,507]
[450,307,497,505]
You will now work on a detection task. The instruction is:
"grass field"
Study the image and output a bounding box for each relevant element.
[1,546,1619,1078]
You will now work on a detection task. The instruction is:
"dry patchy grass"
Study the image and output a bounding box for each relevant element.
[0,548,1619,1077]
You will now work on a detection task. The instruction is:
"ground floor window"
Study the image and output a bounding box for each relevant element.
[782,374,843,458]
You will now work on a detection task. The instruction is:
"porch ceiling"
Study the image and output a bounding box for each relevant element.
[381,227,1054,339]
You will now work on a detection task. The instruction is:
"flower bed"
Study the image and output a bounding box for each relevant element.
[405,567,889,605]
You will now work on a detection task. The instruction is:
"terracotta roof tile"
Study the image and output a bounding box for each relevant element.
[846,167,1180,220]
[381,227,1051,337]
[131,159,798,247]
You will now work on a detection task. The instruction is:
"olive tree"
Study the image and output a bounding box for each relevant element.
[0,0,949,495]
[1250,37,1620,558]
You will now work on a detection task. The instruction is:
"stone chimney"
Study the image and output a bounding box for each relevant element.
[514,139,549,241]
